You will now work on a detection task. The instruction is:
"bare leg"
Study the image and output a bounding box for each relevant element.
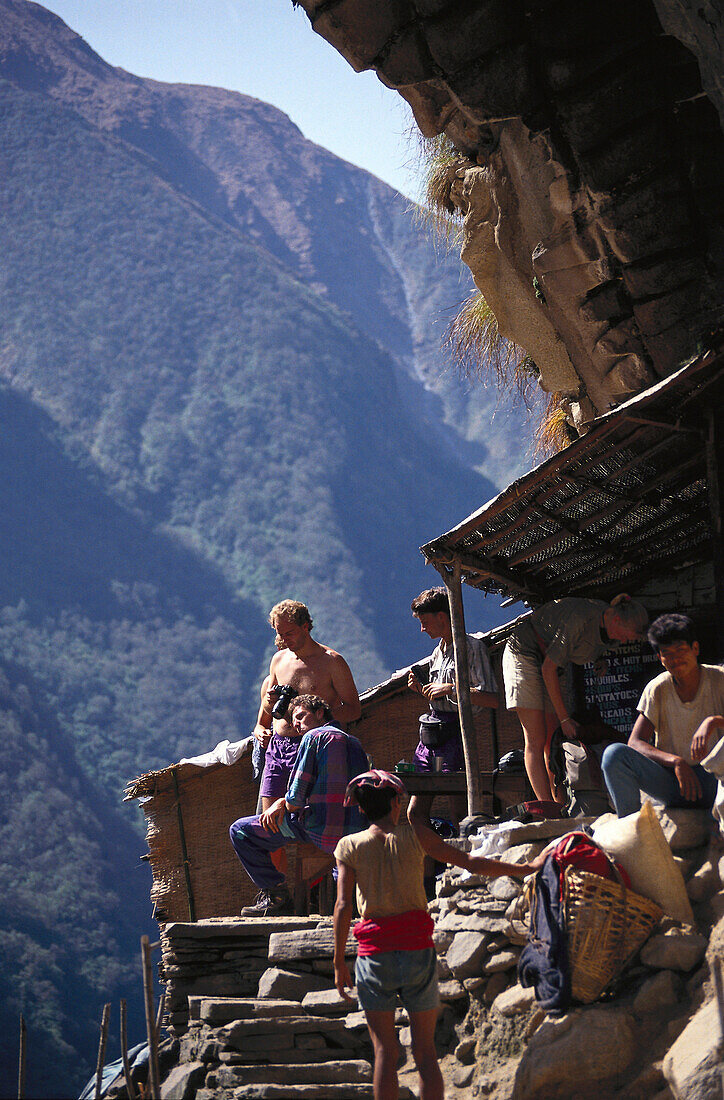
[364,1009,400,1100]
[261,796,288,873]
[515,707,555,802]
[409,1007,444,1100]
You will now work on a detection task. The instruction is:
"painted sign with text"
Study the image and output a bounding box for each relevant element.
[582,644,661,735]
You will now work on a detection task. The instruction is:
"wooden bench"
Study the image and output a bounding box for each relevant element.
[292,843,335,916]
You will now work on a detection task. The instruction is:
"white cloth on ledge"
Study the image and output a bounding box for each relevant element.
[178,735,254,768]
[702,732,724,834]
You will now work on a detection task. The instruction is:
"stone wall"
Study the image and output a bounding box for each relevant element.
[108,807,724,1099]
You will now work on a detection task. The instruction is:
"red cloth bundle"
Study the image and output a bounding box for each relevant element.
[354,909,434,956]
[551,831,631,890]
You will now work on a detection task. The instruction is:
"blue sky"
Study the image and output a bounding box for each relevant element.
[39,0,421,199]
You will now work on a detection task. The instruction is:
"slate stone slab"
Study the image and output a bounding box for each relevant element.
[446,931,489,979]
[483,950,519,973]
[197,998,302,1023]
[268,929,356,962]
[214,1060,372,1085]
[164,918,318,940]
[220,1016,346,1043]
[438,979,466,1001]
[302,989,358,1015]
[218,1048,356,1065]
[159,1061,206,1100]
[491,983,535,1016]
[226,1087,413,1099]
[258,968,329,1001]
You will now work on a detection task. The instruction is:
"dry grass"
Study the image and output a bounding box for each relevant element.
[410,127,576,457]
[532,393,576,458]
[447,290,540,405]
[411,133,468,249]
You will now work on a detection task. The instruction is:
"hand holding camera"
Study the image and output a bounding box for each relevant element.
[270,683,298,720]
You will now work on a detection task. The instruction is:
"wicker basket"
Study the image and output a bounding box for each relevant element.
[564,866,663,1003]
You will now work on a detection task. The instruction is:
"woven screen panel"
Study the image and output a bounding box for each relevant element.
[142,756,274,923]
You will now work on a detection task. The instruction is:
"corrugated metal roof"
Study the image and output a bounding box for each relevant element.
[421,343,724,604]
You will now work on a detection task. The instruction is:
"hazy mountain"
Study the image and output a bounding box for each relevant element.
[0,1,532,1092]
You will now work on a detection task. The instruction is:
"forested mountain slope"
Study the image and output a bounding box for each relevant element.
[0,1,532,1092]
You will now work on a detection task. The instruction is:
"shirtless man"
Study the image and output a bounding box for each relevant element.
[254,600,361,815]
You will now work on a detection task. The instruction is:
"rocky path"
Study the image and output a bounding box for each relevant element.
[116,810,724,1099]
[161,923,416,1100]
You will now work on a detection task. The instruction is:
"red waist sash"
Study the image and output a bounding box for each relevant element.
[353,909,434,956]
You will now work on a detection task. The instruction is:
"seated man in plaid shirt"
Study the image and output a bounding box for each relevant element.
[230,693,368,916]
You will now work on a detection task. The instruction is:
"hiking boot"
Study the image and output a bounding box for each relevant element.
[240,888,293,917]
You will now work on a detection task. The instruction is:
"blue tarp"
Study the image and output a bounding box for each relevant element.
[78,1043,146,1100]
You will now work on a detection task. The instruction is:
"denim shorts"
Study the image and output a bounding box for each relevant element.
[355,948,439,1013]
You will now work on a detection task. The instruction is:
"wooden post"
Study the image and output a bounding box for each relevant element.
[438,559,482,817]
[170,768,196,922]
[155,991,166,1041]
[705,409,724,659]
[94,1003,110,1100]
[17,1015,26,1100]
[120,999,136,1100]
[141,936,161,1098]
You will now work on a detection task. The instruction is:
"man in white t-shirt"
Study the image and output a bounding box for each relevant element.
[602,614,724,816]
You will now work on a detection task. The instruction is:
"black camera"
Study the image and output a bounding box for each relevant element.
[271,683,298,720]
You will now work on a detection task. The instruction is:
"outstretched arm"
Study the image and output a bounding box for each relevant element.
[408,797,541,878]
[333,861,356,1001]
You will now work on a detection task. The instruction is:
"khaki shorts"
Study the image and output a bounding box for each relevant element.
[502,643,558,714]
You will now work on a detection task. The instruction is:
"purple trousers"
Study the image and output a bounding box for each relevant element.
[229,812,310,890]
[259,732,303,798]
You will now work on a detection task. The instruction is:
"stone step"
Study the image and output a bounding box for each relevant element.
[219,1015,348,1042]
[268,927,356,964]
[218,1014,358,1056]
[213,1059,371,1085]
[165,917,320,941]
[208,1084,415,1099]
[190,996,303,1024]
[218,1048,369,1065]
[301,989,359,1015]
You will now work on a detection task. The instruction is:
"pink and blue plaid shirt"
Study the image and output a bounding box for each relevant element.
[285,725,368,852]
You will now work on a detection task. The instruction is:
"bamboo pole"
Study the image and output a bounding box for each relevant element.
[170,767,196,922]
[94,1003,110,1100]
[120,1000,136,1100]
[17,1015,26,1100]
[438,558,482,818]
[141,936,161,1098]
[155,991,166,1042]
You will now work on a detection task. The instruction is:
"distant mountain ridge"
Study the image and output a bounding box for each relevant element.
[0,0,532,487]
[0,2,532,1093]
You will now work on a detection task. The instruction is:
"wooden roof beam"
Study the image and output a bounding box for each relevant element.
[620,415,705,437]
[424,548,545,602]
